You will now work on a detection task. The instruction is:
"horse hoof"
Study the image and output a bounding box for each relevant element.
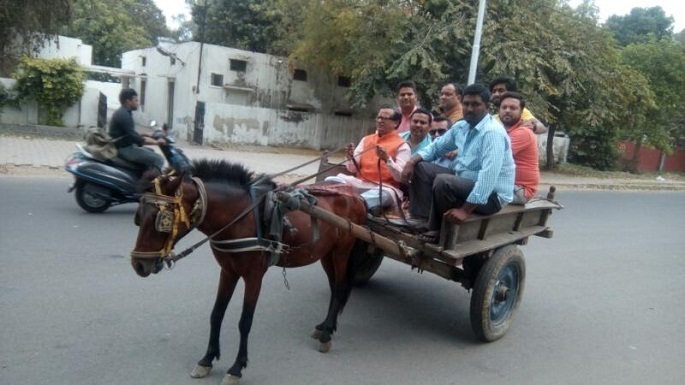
[221,374,240,385]
[310,328,322,339]
[319,341,332,353]
[190,365,212,378]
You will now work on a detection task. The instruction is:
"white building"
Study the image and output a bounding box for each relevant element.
[122,41,382,149]
[0,35,128,128]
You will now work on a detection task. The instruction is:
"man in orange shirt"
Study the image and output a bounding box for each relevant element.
[438,82,463,123]
[499,91,539,204]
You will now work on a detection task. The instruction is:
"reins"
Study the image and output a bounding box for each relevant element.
[135,143,392,269]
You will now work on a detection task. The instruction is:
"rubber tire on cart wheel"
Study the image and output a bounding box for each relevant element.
[470,245,525,342]
[75,181,112,213]
[349,240,384,286]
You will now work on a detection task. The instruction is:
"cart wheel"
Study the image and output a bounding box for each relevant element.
[350,240,384,286]
[470,245,525,342]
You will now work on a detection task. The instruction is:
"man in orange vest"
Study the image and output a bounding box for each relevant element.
[325,106,411,214]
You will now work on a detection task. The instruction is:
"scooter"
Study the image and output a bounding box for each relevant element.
[65,122,191,213]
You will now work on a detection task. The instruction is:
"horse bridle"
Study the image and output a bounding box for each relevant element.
[130,176,208,261]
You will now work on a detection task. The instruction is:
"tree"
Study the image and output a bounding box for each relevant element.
[12,57,85,126]
[604,6,674,46]
[0,0,74,76]
[63,0,169,67]
[287,0,648,169]
[195,0,281,53]
[620,39,685,170]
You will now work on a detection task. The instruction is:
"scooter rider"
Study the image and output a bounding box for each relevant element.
[109,88,165,170]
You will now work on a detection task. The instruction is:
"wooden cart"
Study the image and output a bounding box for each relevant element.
[281,156,562,342]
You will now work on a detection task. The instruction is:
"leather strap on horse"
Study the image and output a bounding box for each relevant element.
[265,188,320,266]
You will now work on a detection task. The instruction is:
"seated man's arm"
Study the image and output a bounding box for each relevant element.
[386,142,411,182]
[521,108,547,134]
[467,131,507,206]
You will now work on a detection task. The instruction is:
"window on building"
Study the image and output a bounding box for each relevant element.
[211,73,224,87]
[140,79,147,107]
[337,76,351,87]
[141,56,146,66]
[230,59,247,72]
[293,69,307,81]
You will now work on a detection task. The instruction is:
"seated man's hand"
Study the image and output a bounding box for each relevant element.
[521,119,535,131]
[444,150,457,160]
[444,207,470,224]
[401,162,414,184]
[345,143,355,160]
[376,145,389,162]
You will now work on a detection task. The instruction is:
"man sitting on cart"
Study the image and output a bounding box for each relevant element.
[498,91,539,204]
[401,83,515,243]
[325,106,411,215]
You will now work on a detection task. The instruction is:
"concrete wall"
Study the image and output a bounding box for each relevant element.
[204,102,372,150]
[538,133,570,164]
[620,141,685,172]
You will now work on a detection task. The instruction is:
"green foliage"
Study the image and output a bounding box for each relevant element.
[621,39,685,152]
[605,6,674,46]
[0,0,74,75]
[12,57,86,126]
[195,0,281,53]
[63,0,169,67]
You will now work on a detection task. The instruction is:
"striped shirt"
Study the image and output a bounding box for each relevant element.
[418,114,515,205]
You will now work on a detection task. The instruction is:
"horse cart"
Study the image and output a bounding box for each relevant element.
[283,155,563,342]
[129,154,562,384]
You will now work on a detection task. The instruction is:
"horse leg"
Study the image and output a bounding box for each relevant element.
[311,259,336,340]
[223,269,265,385]
[314,241,357,353]
[190,269,239,379]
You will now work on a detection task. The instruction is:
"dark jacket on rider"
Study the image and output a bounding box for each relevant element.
[109,106,144,149]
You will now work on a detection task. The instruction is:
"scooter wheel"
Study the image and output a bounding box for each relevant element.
[75,181,112,213]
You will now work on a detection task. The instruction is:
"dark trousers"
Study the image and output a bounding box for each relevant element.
[410,162,502,231]
[118,145,164,169]
[409,162,453,219]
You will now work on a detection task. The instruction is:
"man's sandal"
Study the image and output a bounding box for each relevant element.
[418,230,440,244]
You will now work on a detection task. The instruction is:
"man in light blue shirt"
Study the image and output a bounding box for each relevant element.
[401,83,515,242]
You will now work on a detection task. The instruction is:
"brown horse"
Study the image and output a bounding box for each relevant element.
[130,159,367,385]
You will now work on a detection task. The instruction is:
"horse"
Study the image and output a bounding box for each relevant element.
[129,159,367,385]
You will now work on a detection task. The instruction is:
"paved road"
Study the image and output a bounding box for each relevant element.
[1,177,684,385]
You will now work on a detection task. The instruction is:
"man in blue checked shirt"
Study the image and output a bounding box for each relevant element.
[401,83,515,243]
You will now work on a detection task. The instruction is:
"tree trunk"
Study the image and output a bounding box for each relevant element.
[545,125,556,171]
[627,137,642,174]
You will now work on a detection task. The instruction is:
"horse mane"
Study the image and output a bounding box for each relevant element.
[190,159,275,191]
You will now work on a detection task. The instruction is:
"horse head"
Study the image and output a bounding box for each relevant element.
[130,170,206,277]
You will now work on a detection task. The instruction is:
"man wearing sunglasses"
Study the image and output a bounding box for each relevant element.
[430,116,456,169]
